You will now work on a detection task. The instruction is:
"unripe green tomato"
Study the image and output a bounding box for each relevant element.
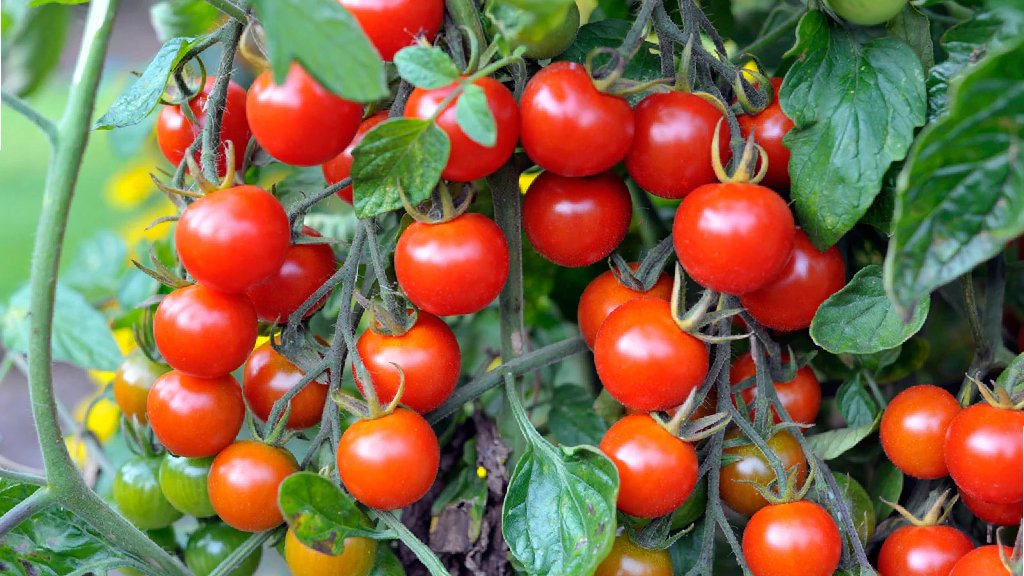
[825,0,908,26]
[830,472,875,544]
[185,522,262,576]
[160,454,216,518]
[114,456,183,530]
[670,479,707,529]
[487,1,580,60]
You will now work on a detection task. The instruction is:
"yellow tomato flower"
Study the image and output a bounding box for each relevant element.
[107,163,157,209]
[74,396,121,444]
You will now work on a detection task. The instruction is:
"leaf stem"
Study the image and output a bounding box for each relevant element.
[372,510,450,576]
[0,487,53,538]
[732,9,802,61]
[288,178,351,227]
[204,0,248,23]
[1,91,58,147]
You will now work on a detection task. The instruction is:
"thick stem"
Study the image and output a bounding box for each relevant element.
[200,19,245,181]
[1,91,58,147]
[0,487,53,538]
[489,163,526,359]
[373,510,450,576]
[204,0,248,23]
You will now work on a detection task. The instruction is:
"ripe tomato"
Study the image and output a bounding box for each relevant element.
[577,264,673,349]
[626,91,729,199]
[355,311,460,413]
[738,78,793,190]
[175,185,291,294]
[147,371,244,458]
[739,229,845,331]
[208,441,298,532]
[159,454,215,518]
[322,112,388,204]
[337,408,439,509]
[729,353,821,426]
[404,77,519,182]
[247,63,363,166]
[720,430,807,517]
[520,61,634,177]
[594,533,673,576]
[674,182,795,295]
[113,456,183,530]
[153,284,257,378]
[522,171,633,267]
[242,341,329,430]
[742,500,841,576]
[156,77,250,173]
[599,414,698,518]
[960,490,1022,526]
[339,0,443,61]
[825,0,908,26]
[879,385,961,479]
[394,213,509,316]
[877,524,973,576]
[284,528,377,576]
[112,350,168,424]
[246,227,338,323]
[949,546,1014,576]
[944,403,1024,504]
[185,522,262,576]
[594,298,709,412]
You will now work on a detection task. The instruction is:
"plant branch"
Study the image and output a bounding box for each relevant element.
[200,18,245,181]
[288,178,351,226]
[489,162,527,360]
[204,0,248,23]
[0,487,53,538]
[732,9,802,61]
[1,91,58,147]
[373,510,450,576]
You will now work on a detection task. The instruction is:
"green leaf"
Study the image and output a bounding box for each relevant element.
[61,231,127,301]
[835,375,879,427]
[884,36,1024,312]
[1,3,70,97]
[149,0,221,42]
[93,37,197,130]
[995,352,1024,395]
[278,472,380,555]
[1,283,123,371]
[558,19,661,104]
[27,0,88,5]
[392,46,459,89]
[870,461,904,522]
[806,416,880,460]
[811,265,930,355]
[547,385,608,447]
[875,338,930,383]
[886,6,935,70]
[251,0,387,103]
[828,472,876,545]
[781,11,926,250]
[456,83,498,147]
[351,118,450,219]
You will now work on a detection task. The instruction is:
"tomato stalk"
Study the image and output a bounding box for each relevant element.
[200,18,246,181]
[0,487,53,538]
[371,510,450,576]
[731,9,802,64]
[0,92,58,147]
[205,0,249,23]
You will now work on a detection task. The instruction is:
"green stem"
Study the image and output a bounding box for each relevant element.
[200,19,245,181]
[0,467,46,487]
[445,0,487,67]
[288,177,351,226]
[0,487,53,538]
[1,91,58,147]
[732,9,802,60]
[204,0,248,22]
[208,529,274,576]
[373,510,450,576]
[488,162,526,360]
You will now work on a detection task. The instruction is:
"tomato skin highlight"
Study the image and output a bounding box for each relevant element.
[284,528,378,576]
[208,441,299,532]
[147,371,244,458]
[944,403,1024,504]
[577,265,673,349]
[876,524,974,576]
[113,456,183,530]
[879,384,960,479]
[112,350,168,424]
[153,284,257,378]
[739,229,845,331]
[394,213,509,316]
[673,182,795,295]
[520,61,634,177]
[522,171,633,267]
[185,522,262,576]
[404,77,520,182]
[158,454,216,518]
[729,353,822,426]
[339,0,444,61]
[626,91,729,199]
[246,227,338,323]
[599,414,698,518]
[720,430,807,517]
[337,408,440,510]
[949,545,1014,576]
[156,77,250,174]
[247,63,363,166]
[322,112,389,204]
[243,341,329,430]
[742,500,842,576]
[738,78,794,190]
[594,534,674,576]
[960,490,1023,526]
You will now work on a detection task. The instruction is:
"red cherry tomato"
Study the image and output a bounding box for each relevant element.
[246,227,338,323]
[674,182,795,295]
[626,91,729,199]
[355,311,460,413]
[742,500,842,576]
[879,385,961,479]
[738,78,794,190]
[208,441,298,532]
[944,403,1024,504]
[156,77,250,174]
[599,414,698,518]
[394,213,509,316]
[247,63,363,166]
[522,171,633,267]
[243,341,329,430]
[577,264,673,349]
[594,534,673,576]
[739,229,845,331]
[153,284,257,378]
[594,298,709,412]
[322,112,389,204]
[729,353,821,426]
[877,524,974,576]
[336,408,440,509]
[720,430,807,517]
[949,545,1013,576]
[147,371,244,458]
[176,185,291,294]
[520,61,634,177]
[404,77,519,182]
[339,0,443,61]
[960,490,1022,526]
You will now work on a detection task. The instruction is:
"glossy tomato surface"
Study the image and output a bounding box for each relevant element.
[284,528,377,576]
[322,112,388,204]
[944,403,1024,504]
[157,77,250,173]
[577,264,673,349]
[243,341,329,430]
[112,350,168,424]
[877,524,973,576]
[825,0,908,26]
[599,414,698,518]
[113,457,183,530]
[520,61,634,177]
[729,353,821,426]
[594,533,673,576]
[960,490,1023,526]
[394,213,509,316]
[738,78,794,190]
[159,454,215,518]
[147,371,244,458]
[523,171,632,267]
[742,500,841,576]
[880,384,961,479]
[626,91,728,199]
[340,0,443,61]
[246,227,337,323]
[720,429,807,516]
[208,441,298,532]
[185,522,262,576]
[949,545,1013,576]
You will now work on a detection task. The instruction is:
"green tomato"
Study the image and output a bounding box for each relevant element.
[825,0,908,26]
[486,0,580,60]
[831,472,876,544]
[671,478,707,530]
[160,454,216,518]
[185,522,262,576]
[114,456,183,530]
